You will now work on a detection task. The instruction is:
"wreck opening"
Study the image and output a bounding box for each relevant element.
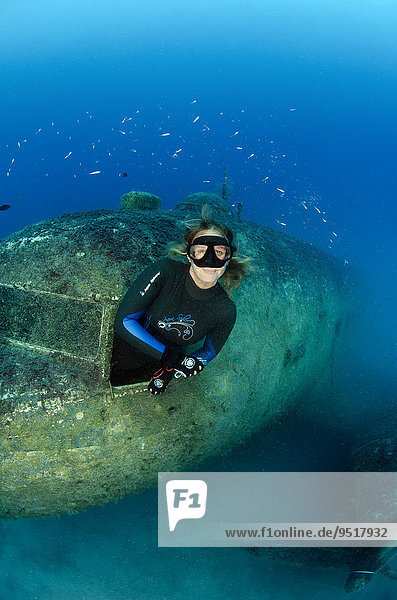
[109,332,156,386]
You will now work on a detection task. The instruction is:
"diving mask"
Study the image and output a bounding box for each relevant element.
[187,235,236,268]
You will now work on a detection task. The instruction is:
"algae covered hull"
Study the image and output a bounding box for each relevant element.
[0,198,351,518]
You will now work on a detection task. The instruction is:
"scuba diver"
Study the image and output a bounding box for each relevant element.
[110,205,252,394]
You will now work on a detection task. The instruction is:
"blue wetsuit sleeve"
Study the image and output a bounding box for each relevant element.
[122,311,166,356]
[113,260,171,360]
[191,303,237,364]
[190,334,216,364]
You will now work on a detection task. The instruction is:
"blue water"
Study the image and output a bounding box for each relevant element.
[1,1,397,598]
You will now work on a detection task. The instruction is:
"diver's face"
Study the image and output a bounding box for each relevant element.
[187,229,230,289]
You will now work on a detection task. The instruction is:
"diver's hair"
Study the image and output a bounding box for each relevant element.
[167,204,254,297]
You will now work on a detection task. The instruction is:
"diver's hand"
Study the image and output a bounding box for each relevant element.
[148,367,175,395]
[173,355,205,378]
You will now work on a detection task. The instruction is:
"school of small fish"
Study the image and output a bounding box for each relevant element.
[1,102,340,250]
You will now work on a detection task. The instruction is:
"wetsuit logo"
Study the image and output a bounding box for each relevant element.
[139,271,161,296]
[158,314,195,340]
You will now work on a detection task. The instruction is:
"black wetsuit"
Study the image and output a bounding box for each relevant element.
[111,258,236,385]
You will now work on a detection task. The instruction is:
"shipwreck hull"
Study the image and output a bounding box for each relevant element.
[0,200,351,517]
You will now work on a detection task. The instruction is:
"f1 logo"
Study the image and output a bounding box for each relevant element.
[166,480,207,531]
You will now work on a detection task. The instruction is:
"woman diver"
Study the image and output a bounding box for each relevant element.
[110,205,252,394]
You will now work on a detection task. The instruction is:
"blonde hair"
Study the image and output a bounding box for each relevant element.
[167,204,254,297]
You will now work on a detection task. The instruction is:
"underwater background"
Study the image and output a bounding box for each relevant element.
[0,0,396,598]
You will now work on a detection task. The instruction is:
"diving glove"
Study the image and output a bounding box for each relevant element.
[173,355,205,378]
[148,367,175,395]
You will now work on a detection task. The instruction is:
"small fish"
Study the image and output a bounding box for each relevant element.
[160,133,170,137]
[277,188,285,193]
[193,116,200,123]
[89,170,101,175]
[64,151,72,159]
[0,204,10,211]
